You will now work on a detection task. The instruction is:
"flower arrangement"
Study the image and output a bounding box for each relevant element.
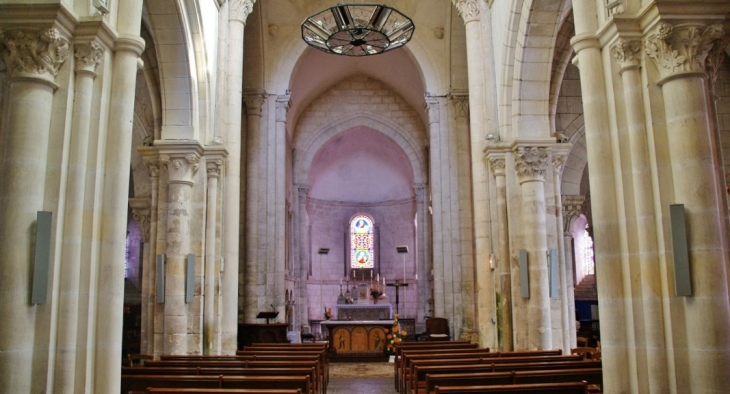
[370,285,383,300]
[345,295,354,304]
[324,307,333,320]
[385,314,406,354]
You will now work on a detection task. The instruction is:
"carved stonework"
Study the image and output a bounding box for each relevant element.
[513,146,551,183]
[143,157,160,179]
[424,98,440,124]
[74,41,103,74]
[230,0,255,23]
[552,155,566,177]
[0,28,69,79]
[160,153,200,183]
[645,22,725,80]
[452,0,480,24]
[605,0,625,18]
[610,38,641,70]
[244,94,266,117]
[562,195,585,234]
[275,96,291,122]
[450,94,469,119]
[705,33,730,86]
[132,209,151,243]
[488,157,506,177]
[207,159,223,178]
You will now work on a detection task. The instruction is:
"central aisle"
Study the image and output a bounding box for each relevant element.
[327,377,397,394]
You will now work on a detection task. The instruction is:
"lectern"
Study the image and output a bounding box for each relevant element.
[256,311,279,324]
[238,311,288,349]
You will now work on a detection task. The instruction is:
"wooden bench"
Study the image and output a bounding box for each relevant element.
[424,368,602,394]
[433,381,589,393]
[394,341,478,389]
[146,389,302,394]
[121,375,310,394]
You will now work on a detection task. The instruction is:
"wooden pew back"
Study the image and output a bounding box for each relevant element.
[433,381,588,393]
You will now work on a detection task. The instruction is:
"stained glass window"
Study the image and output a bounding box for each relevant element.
[350,214,374,269]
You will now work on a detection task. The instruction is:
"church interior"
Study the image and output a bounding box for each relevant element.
[1,0,729,393]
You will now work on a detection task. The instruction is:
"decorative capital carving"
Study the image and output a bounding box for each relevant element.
[160,153,200,184]
[645,22,725,81]
[449,94,469,119]
[132,208,151,243]
[230,0,255,23]
[513,146,551,183]
[488,157,506,177]
[0,28,69,80]
[610,38,641,71]
[244,94,267,117]
[552,154,566,176]
[74,41,103,74]
[206,159,223,178]
[562,195,585,234]
[143,157,161,179]
[705,31,730,86]
[424,98,440,124]
[452,0,480,24]
[275,96,290,122]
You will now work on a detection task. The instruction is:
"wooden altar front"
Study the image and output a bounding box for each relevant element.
[334,304,391,320]
[321,320,394,361]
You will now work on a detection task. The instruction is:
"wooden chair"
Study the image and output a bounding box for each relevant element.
[576,337,588,347]
[127,353,153,367]
[422,317,450,341]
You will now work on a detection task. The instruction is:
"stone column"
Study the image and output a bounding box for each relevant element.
[611,37,669,393]
[646,22,730,391]
[0,27,69,394]
[295,185,310,330]
[561,195,583,349]
[129,198,151,353]
[489,155,512,351]
[453,0,491,347]
[271,96,290,319]
[243,93,266,323]
[550,153,571,352]
[94,25,145,393]
[414,183,430,327]
[159,146,202,355]
[53,39,103,392]
[571,1,630,390]
[513,146,551,350]
[222,0,255,353]
[204,151,226,355]
[139,153,161,356]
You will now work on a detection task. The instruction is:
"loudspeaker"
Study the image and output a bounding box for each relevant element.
[519,249,529,299]
[186,253,195,303]
[670,204,692,296]
[156,254,165,303]
[31,211,52,305]
[549,248,559,298]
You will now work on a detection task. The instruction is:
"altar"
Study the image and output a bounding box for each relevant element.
[334,304,391,320]
[321,320,394,361]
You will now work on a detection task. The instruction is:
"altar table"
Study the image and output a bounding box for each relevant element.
[334,304,391,320]
[320,320,394,360]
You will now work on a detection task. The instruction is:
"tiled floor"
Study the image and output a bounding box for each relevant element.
[327,377,398,394]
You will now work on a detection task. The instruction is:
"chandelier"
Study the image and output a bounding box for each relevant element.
[301,4,415,56]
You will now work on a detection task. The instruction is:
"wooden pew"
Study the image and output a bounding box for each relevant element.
[238,346,329,387]
[121,375,309,394]
[424,368,602,394]
[433,381,589,393]
[146,389,301,394]
[393,342,479,390]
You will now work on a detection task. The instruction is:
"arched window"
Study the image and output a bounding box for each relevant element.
[350,214,375,269]
[581,224,595,276]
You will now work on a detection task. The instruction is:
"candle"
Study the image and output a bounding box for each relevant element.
[352,271,355,278]
[415,273,418,280]
[340,278,342,285]
[377,273,379,281]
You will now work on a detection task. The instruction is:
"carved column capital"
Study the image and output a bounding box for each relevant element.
[206,159,224,178]
[610,38,642,73]
[561,195,585,234]
[74,40,104,75]
[142,157,161,179]
[449,94,469,119]
[243,94,267,117]
[230,0,255,23]
[513,146,551,183]
[424,97,440,124]
[552,154,567,177]
[275,95,291,122]
[129,198,151,243]
[452,0,480,24]
[488,157,506,177]
[645,22,725,82]
[0,28,69,83]
[160,153,201,184]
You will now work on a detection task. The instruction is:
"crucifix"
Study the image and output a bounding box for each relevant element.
[386,279,409,315]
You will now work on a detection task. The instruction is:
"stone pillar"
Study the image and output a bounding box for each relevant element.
[513,146,551,350]
[53,39,103,392]
[453,0,492,347]
[571,1,631,390]
[159,145,202,355]
[414,183,430,327]
[272,96,290,319]
[94,18,145,392]
[488,155,512,351]
[646,22,730,391]
[295,185,310,330]
[611,37,669,394]
[129,197,151,353]
[562,195,583,349]
[550,153,571,353]
[139,153,161,356]
[222,0,255,353]
[243,93,266,324]
[0,27,69,394]
[204,151,226,355]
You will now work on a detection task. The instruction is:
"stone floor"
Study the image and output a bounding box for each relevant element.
[327,377,397,394]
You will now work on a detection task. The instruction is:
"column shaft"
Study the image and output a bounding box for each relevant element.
[490,157,512,351]
[204,160,222,354]
[244,94,265,323]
